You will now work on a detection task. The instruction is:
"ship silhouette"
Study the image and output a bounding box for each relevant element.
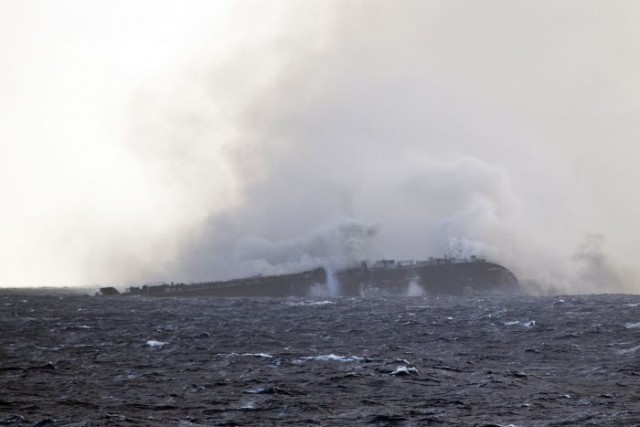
[122,256,519,297]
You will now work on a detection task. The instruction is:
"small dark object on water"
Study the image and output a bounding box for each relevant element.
[97,287,120,296]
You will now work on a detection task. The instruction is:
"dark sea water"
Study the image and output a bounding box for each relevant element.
[1,292,640,426]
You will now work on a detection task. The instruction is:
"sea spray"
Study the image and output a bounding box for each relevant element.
[326,268,341,297]
[307,267,342,297]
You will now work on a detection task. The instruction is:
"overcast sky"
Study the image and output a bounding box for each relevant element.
[1,1,639,293]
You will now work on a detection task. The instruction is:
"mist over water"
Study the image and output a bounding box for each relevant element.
[2,1,639,293]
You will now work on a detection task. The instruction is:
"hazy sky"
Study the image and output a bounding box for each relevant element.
[2,1,639,292]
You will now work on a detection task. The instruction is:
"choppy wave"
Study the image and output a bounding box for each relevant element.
[3,292,640,425]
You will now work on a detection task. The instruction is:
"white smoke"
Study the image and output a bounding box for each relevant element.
[233,220,378,276]
[167,1,640,293]
[3,1,640,294]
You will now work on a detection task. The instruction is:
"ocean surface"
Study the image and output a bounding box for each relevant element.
[1,291,640,426]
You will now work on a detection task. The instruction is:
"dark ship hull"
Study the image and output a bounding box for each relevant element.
[126,257,519,297]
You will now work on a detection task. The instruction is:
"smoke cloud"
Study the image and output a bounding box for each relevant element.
[2,1,640,293]
[171,1,640,294]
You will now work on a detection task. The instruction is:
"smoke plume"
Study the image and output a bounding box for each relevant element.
[2,1,639,293]
[166,1,640,294]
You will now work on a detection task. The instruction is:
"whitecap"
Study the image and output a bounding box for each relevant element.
[241,353,273,358]
[504,320,535,328]
[624,322,640,329]
[391,366,419,376]
[285,300,334,307]
[616,345,640,355]
[294,354,363,364]
[146,340,168,348]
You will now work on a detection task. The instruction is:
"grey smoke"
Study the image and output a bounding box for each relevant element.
[573,235,634,294]
[157,1,640,294]
[3,1,638,293]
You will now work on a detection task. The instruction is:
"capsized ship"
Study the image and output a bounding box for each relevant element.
[123,256,519,297]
